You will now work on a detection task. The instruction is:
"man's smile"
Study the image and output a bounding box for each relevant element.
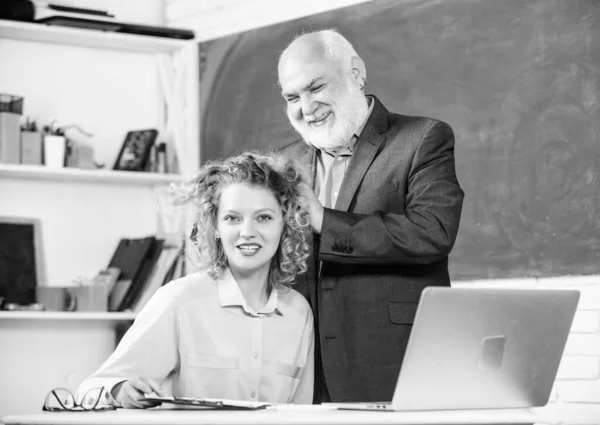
[307,111,332,127]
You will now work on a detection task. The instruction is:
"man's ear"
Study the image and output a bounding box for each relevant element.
[350,56,366,87]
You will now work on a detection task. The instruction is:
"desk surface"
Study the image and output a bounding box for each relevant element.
[1,406,535,425]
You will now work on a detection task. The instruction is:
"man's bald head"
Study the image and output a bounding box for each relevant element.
[278,30,363,84]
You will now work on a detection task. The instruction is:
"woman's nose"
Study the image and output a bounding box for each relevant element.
[239,220,256,238]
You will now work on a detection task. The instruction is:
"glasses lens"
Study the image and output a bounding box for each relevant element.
[81,387,104,410]
[44,388,75,411]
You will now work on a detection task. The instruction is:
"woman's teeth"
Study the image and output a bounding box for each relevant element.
[238,244,260,252]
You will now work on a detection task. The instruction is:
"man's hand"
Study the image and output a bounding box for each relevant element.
[111,377,165,409]
[305,188,324,234]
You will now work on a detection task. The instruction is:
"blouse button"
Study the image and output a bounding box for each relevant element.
[251,391,256,398]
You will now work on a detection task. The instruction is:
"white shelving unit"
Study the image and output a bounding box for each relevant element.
[0,18,199,417]
[0,19,190,53]
[0,18,200,175]
[0,18,199,287]
[0,311,137,321]
[0,163,187,185]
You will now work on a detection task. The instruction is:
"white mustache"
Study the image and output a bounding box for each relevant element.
[305,112,331,123]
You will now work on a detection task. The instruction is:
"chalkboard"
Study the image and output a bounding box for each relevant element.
[198,0,600,280]
[0,217,44,305]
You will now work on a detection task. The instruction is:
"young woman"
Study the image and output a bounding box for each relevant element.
[76,152,314,408]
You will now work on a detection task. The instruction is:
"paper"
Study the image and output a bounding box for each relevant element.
[141,396,270,410]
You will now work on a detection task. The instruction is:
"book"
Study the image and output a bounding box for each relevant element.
[108,279,132,312]
[132,244,181,312]
[164,251,184,284]
[106,236,155,311]
[118,238,164,311]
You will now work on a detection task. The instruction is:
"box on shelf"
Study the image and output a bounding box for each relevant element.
[0,93,23,164]
[36,285,110,312]
[20,130,43,165]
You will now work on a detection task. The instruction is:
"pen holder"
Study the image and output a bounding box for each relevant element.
[44,134,66,168]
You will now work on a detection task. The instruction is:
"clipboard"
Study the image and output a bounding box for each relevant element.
[140,396,270,410]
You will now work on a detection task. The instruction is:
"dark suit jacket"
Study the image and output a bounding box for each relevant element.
[279,96,464,402]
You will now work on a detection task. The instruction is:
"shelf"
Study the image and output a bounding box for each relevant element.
[0,19,192,53]
[0,311,137,321]
[0,164,187,186]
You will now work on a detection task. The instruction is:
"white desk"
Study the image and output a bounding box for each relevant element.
[1,406,535,425]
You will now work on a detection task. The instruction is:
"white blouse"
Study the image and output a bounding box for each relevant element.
[76,269,315,404]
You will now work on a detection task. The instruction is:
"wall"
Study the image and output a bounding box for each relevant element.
[165,1,600,424]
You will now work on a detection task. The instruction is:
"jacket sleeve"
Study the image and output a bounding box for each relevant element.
[75,287,179,402]
[318,121,464,265]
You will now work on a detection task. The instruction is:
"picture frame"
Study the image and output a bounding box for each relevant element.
[0,216,47,306]
[113,129,158,171]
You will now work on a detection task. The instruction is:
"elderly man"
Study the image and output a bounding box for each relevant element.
[277,29,464,403]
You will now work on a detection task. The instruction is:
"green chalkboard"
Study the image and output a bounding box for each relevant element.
[197,0,600,280]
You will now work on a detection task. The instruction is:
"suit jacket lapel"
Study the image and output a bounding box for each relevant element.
[334,96,389,212]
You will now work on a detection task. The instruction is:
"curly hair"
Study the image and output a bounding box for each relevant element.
[171,151,312,290]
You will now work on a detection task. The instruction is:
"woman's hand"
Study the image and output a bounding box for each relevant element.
[111,377,165,409]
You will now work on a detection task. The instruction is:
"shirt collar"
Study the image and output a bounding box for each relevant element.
[217,268,282,316]
[321,95,375,156]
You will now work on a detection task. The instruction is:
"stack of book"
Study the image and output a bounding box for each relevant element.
[106,236,184,312]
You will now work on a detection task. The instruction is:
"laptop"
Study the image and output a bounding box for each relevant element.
[330,287,579,411]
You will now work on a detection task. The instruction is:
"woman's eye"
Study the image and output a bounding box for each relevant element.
[257,214,273,221]
[286,96,298,103]
[224,215,239,222]
[311,84,324,92]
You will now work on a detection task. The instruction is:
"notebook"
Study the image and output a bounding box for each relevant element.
[328,287,579,411]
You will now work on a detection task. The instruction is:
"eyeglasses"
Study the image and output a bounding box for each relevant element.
[43,387,117,412]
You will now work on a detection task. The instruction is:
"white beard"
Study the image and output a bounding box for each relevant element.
[289,83,368,152]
